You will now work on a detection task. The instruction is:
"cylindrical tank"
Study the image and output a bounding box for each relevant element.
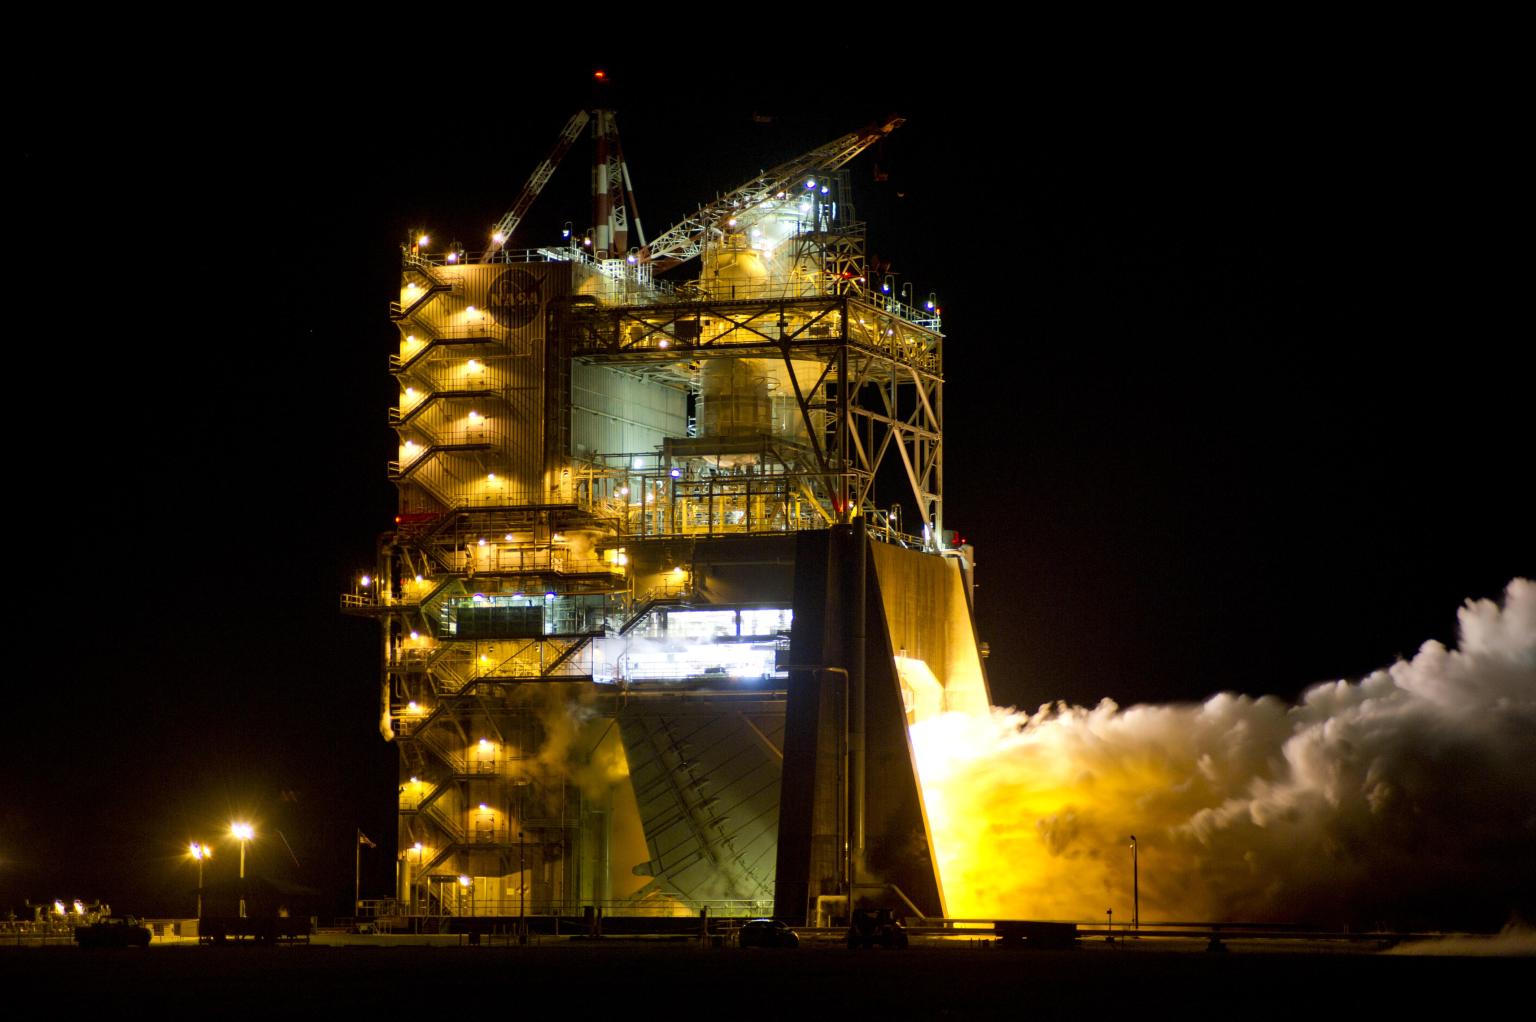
[702,232,767,300]
[698,358,821,442]
[699,360,771,439]
[696,229,821,447]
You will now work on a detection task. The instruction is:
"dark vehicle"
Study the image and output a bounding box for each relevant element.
[76,916,152,948]
[198,916,311,944]
[738,918,800,948]
[847,908,908,949]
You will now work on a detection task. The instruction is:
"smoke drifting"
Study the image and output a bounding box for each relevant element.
[911,579,1536,929]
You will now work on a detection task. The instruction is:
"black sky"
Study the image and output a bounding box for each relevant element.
[6,54,1528,917]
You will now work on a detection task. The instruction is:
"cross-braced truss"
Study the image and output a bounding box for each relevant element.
[559,292,943,543]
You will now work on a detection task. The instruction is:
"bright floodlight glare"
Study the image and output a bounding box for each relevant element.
[418,235,429,247]
[492,232,505,244]
[231,822,254,841]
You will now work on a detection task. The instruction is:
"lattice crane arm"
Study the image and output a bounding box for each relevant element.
[485,110,591,258]
[642,116,904,271]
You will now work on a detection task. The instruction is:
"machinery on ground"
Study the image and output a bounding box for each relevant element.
[75,916,151,949]
[847,907,909,949]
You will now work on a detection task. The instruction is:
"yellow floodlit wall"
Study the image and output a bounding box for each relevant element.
[869,542,990,722]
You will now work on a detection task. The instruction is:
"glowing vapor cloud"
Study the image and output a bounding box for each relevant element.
[910,578,1536,928]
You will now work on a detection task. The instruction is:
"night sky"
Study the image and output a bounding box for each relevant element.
[7,56,1528,919]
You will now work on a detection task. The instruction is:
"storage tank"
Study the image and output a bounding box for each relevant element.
[702,231,767,300]
[697,231,821,445]
[698,358,821,443]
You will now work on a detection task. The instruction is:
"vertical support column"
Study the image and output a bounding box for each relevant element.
[836,337,850,521]
[773,522,870,923]
[845,517,867,879]
[933,378,944,542]
[774,531,832,923]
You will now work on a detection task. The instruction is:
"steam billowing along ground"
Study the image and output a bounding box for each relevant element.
[910,579,1536,930]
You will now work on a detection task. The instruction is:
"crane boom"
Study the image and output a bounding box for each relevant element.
[485,110,591,258]
[642,116,904,271]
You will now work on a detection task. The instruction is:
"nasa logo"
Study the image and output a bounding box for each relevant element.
[488,269,541,328]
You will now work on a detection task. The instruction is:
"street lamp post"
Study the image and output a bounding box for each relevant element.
[231,823,254,918]
[1129,835,1139,933]
[1129,835,1139,934]
[189,843,211,919]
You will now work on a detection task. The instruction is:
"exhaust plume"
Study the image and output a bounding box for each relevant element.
[911,578,1536,929]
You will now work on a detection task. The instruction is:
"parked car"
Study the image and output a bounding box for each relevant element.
[738,918,800,948]
[847,908,908,949]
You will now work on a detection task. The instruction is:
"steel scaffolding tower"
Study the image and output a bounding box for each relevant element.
[344,119,985,928]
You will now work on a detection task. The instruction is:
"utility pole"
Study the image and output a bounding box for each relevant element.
[1129,835,1139,933]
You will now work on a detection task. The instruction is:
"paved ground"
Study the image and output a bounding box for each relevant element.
[1,938,1524,1016]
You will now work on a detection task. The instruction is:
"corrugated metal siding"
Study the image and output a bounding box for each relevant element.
[571,364,687,459]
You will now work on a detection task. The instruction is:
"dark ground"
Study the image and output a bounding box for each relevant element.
[1,942,1523,1016]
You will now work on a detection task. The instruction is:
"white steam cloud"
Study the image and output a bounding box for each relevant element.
[911,578,1536,929]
